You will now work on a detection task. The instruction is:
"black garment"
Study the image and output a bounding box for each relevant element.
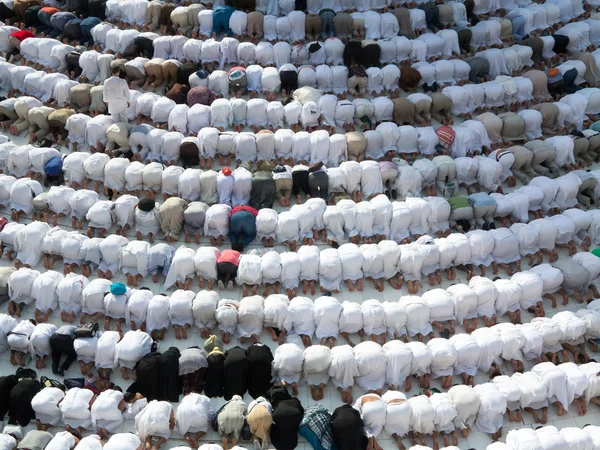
[180,141,200,168]
[269,386,304,450]
[158,346,181,402]
[295,0,307,10]
[343,40,363,67]
[553,34,569,54]
[0,3,15,22]
[292,169,310,196]
[8,379,40,426]
[49,333,77,373]
[217,262,237,284]
[0,375,18,420]
[457,27,472,54]
[331,405,368,450]
[563,68,582,94]
[135,36,154,58]
[360,43,380,69]
[250,171,276,210]
[87,0,105,20]
[223,346,249,400]
[308,171,328,200]
[548,79,564,100]
[246,344,273,399]
[24,6,41,26]
[178,61,199,85]
[204,351,225,398]
[463,0,479,25]
[280,70,298,94]
[419,2,442,31]
[128,351,161,400]
[65,51,82,77]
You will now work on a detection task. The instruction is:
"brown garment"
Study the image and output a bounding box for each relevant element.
[398,67,421,92]
[247,11,264,38]
[393,7,415,39]
[70,83,93,111]
[345,131,367,161]
[160,3,175,28]
[476,112,503,143]
[144,60,164,80]
[522,70,552,102]
[48,108,74,125]
[457,28,472,54]
[531,103,559,134]
[572,52,600,87]
[110,58,127,73]
[306,13,322,37]
[12,0,40,22]
[166,83,189,104]
[162,61,179,84]
[520,37,544,63]
[430,93,451,122]
[159,196,188,240]
[247,404,272,446]
[392,97,415,125]
[498,18,512,41]
[499,112,526,143]
[333,12,353,39]
[413,98,431,123]
[437,4,454,27]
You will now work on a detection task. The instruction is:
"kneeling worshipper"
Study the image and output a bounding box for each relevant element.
[353,393,387,450]
[135,401,175,450]
[176,393,214,449]
[31,386,65,431]
[217,394,247,450]
[269,384,305,450]
[60,387,95,438]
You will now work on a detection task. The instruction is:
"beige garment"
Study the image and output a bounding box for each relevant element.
[160,196,188,239]
[346,131,367,161]
[247,404,272,445]
[392,97,415,125]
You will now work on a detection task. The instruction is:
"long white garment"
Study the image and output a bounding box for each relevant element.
[29,323,56,356]
[61,387,94,429]
[400,295,431,337]
[114,330,153,369]
[448,385,481,432]
[273,342,303,387]
[408,395,435,435]
[353,341,386,391]
[353,394,386,438]
[192,290,218,330]
[303,344,332,387]
[32,387,65,426]
[473,383,507,434]
[313,296,342,339]
[382,391,411,438]
[95,331,120,370]
[176,393,214,435]
[328,344,359,390]
[135,401,173,440]
[91,389,125,433]
[382,340,412,388]
[283,296,314,337]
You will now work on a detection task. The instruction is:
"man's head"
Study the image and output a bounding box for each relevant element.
[111,65,120,76]
[232,242,244,252]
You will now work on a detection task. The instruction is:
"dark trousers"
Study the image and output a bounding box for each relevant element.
[217,262,237,284]
[229,211,256,248]
[292,170,310,196]
[49,333,77,372]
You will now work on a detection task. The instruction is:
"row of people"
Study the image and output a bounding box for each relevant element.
[7,325,600,450]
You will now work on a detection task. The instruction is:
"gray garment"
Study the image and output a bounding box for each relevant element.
[183,201,209,233]
[0,267,15,303]
[18,430,53,450]
[218,398,247,440]
[553,258,590,293]
[55,325,78,337]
